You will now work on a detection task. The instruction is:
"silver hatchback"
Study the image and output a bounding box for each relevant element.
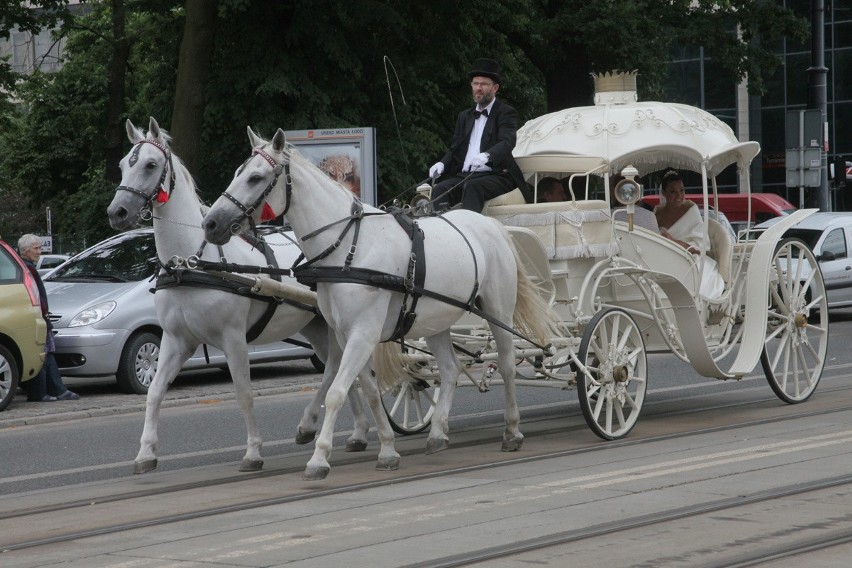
[44,229,319,394]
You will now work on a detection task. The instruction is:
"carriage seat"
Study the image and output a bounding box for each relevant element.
[485,197,618,261]
[482,188,527,211]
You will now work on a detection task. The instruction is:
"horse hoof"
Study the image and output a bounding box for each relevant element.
[303,466,330,481]
[134,459,158,474]
[376,457,400,471]
[240,458,264,472]
[295,428,315,445]
[425,438,449,455]
[501,437,524,452]
[346,439,368,453]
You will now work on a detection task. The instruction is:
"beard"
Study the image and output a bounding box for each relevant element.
[474,92,494,107]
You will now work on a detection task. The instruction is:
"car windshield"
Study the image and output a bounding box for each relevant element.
[782,228,822,251]
[46,232,157,283]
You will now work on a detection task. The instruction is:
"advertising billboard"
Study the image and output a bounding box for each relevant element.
[284,127,377,206]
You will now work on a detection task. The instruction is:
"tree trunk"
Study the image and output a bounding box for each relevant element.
[170,0,218,172]
[104,0,128,184]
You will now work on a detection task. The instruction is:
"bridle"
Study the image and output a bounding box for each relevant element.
[115,139,176,221]
[221,146,292,235]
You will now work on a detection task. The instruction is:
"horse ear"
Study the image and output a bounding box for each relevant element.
[126,119,143,144]
[247,126,263,149]
[272,128,286,152]
[148,117,161,140]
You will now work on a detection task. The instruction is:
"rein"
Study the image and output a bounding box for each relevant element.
[223,145,543,349]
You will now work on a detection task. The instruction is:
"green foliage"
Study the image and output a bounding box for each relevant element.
[0,0,809,244]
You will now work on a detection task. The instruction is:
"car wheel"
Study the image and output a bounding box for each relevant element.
[0,345,20,411]
[116,332,160,395]
[310,353,325,373]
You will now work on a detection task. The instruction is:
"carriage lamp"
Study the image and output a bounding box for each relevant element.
[614,166,642,231]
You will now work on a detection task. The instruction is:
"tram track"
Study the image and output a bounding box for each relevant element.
[401,473,852,568]
[4,385,852,555]
[2,384,851,528]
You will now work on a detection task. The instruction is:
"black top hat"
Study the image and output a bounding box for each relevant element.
[468,58,502,84]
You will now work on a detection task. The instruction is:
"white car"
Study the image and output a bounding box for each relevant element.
[44,229,320,394]
[36,253,70,276]
[753,212,852,310]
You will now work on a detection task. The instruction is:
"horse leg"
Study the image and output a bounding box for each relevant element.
[356,367,400,470]
[296,320,369,451]
[345,384,370,452]
[134,334,196,474]
[494,327,523,451]
[423,331,461,454]
[222,342,263,471]
[304,331,377,480]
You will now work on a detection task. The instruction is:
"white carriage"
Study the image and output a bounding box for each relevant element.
[383,71,828,441]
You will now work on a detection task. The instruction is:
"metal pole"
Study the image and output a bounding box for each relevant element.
[808,0,830,211]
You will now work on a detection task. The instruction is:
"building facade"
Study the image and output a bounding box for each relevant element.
[662,0,850,208]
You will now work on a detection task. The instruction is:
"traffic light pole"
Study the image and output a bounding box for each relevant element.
[808,0,830,211]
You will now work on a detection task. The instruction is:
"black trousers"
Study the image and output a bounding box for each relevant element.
[431,171,515,213]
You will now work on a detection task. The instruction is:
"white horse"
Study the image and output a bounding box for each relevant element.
[107,118,381,474]
[202,127,554,480]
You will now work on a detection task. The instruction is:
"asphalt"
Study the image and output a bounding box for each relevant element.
[1,359,325,430]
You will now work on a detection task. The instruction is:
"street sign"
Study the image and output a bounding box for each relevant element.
[785,110,824,189]
[40,236,53,253]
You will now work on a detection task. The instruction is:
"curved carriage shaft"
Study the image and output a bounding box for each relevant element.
[729,209,821,377]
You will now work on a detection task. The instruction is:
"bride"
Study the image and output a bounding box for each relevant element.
[654,170,725,300]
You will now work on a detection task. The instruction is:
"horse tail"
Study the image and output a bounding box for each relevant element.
[507,232,558,347]
[372,342,407,392]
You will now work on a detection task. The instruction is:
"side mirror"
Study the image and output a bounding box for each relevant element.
[818,250,836,262]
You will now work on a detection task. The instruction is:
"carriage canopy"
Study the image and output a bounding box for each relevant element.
[512,71,760,180]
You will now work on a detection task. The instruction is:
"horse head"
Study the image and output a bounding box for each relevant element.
[203,126,290,245]
[108,117,177,231]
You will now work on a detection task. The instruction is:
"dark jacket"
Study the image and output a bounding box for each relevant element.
[440,99,529,200]
[22,257,52,331]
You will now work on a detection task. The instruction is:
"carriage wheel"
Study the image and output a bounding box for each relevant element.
[577,307,647,441]
[760,237,828,403]
[381,378,440,435]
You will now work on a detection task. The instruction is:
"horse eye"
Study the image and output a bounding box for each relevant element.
[249,172,264,183]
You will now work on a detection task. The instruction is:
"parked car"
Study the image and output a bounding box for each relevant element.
[643,192,796,226]
[0,238,47,410]
[36,253,70,276]
[752,212,852,310]
[44,229,321,395]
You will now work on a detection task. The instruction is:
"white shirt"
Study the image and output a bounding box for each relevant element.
[463,99,495,173]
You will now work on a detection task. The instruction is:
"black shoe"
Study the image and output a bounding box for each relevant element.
[56,390,80,401]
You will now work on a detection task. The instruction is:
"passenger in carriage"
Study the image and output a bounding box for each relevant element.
[537,176,567,202]
[608,175,660,232]
[428,58,528,213]
[654,170,725,299]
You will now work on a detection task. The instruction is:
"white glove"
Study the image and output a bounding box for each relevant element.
[470,152,489,170]
[429,162,444,178]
